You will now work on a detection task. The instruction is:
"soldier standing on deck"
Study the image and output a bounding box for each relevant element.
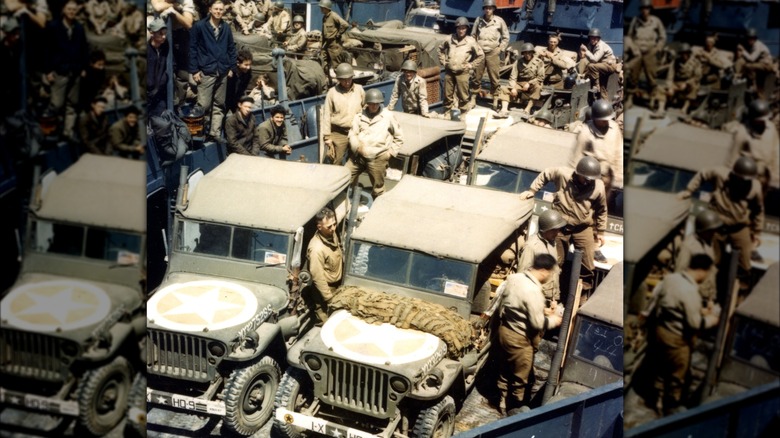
[439,17,484,117]
[471,0,509,112]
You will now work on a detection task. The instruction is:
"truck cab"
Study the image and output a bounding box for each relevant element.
[0,154,146,436]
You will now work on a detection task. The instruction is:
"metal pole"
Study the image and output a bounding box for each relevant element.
[19,18,28,112]
[125,48,146,144]
[272,47,302,143]
[166,15,174,112]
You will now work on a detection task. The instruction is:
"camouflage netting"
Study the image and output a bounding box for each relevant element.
[329,286,476,359]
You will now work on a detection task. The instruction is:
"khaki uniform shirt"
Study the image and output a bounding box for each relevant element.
[538,46,575,83]
[322,10,348,42]
[518,234,560,302]
[501,271,547,335]
[530,167,608,233]
[740,40,772,65]
[571,119,624,188]
[473,15,509,54]
[108,118,141,157]
[388,75,429,115]
[628,15,666,53]
[675,233,718,301]
[669,56,703,82]
[584,40,616,65]
[322,83,365,137]
[730,120,780,187]
[695,46,733,71]
[685,167,764,234]
[285,27,307,52]
[269,8,291,36]
[652,272,703,337]
[439,34,484,74]
[348,107,404,159]
[307,232,343,302]
[509,54,545,89]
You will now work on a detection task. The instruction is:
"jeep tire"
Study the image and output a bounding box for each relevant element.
[272,367,314,438]
[125,373,146,437]
[412,395,456,438]
[76,356,132,436]
[223,356,281,436]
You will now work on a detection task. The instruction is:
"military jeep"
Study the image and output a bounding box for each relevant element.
[0,154,146,436]
[274,176,534,438]
[145,155,351,436]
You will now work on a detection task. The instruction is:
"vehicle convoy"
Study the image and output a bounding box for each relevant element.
[145,155,352,436]
[0,154,146,436]
[274,176,534,438]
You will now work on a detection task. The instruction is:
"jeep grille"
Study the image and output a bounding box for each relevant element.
[0,330,70,381]
[315,356,405,419]
[147,330,216,381]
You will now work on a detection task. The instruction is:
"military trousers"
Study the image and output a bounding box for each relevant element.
[346,150,391,198]
[328,129,350,165]
[197,72,228,138]
[556,224,596,294]
[652,325,692,414]
[471,49,501,95]
[444,71,471,112]
[497,325,536,410]
[713,224,753,291]
[628,48,659,89]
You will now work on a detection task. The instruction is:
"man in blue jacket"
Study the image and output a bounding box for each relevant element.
[189,0,237,140]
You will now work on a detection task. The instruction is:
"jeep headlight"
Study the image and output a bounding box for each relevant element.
[390,376,409,393]
[304,355,322,371]
[208,342,226,357]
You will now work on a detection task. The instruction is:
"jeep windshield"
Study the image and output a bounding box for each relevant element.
[30,219,142,264]
[473,162,554,200]
[628,160,716,196]
[572,317,623,373]
[729,317,780,374]
[174,219,291,265]
[348,241,475,298]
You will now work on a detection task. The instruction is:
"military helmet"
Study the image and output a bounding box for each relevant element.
[254,13,266,22]
[639,0,653,8]
[365,89,384,104]
[319,0,332,10]
[745,27,758,38]
[520,42,535,53]
[732,156,758,179]
[588,28,601,38]
[401,59,418,72]
[455,16,469,28]
[678,43,692,53]
[695,210,724,232]
[334,63,354,78]
[293,15,304,23]
[538,210,567,232]
[575,156,601,180]
[534,108,553,123]
[274,0,284,9]
[483,0,496,8]
[747,99,770,120]
[590,99,613,121]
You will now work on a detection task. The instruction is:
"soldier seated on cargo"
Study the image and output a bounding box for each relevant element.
[495,43,545,117]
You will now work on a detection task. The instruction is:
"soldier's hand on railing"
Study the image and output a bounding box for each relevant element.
[519,190,534,200]
[282,144,292,154]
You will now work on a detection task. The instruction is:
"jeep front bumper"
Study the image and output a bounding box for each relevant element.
[0,387,78,416]
[275,407,380,438]
[146,388,226,415]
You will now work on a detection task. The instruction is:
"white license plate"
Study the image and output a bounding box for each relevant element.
[275,407,379,438]
[0,387,79,416]
[147,389,226,415]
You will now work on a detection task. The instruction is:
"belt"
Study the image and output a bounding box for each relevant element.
[721,223,747,234]
[331,125,350,135]
[562,223,590,234]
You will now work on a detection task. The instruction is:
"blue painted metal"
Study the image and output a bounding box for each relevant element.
[455,381,623,437]
[625,381,780,437]
[295,0,408,28]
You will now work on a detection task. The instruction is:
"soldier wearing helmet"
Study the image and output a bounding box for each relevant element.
[284,14,307,52]
[517,210,567,310]
[346,89,404,198]
[388,60,429,116]
[470,0,509,112]
[625,0,666,98]
[495,42,544,117]
[319,0,350,78]
[570,99,622,205]
[520,156,608,298]
[266,0,290,45]
[531,108,553,128]
[729,99,780,196]
[679,157,765,292]
[323,62,365,164]
[735,28,773,98]
[652,42,702,117]
[675,209,723,307]
[577,28,617,97]
[439,16,484,116]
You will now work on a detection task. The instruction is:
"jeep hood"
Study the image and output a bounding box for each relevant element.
[146,272,288,337]
[0,273,142,342]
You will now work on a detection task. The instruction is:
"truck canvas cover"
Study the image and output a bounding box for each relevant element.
[476,123,577,171]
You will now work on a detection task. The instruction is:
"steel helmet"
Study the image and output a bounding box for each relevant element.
[640,0,653,8]
[575,156,601,180]
[483,0,496,8]
[747,99,770,120]
[334,63,354,78]
[732,156,758,179]
[590,99,613,121]
[745,27,758,38]
[293,15,304,23]
[274,0,284,9]
[365,88,384,104]
[254,13,266,22]
[695,210,724,232]
[401,59,418,72]
[455,17,469,28]
[319,0,332,10]
[520,42,535,53]
[534,109,553,123]
[678,43,692,53]
[588,28,601,38]
[538,210,567,232]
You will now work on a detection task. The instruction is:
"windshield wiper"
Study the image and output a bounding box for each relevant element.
[255,262,285,269]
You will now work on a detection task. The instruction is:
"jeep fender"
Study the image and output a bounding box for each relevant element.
[81,322,134,362]
[408,358,464,402]
[228,322,287,364]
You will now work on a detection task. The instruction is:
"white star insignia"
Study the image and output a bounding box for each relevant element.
[17,287,95,324]
[341,324,427,357]
[9,396,21,404]
[156,396,168,404]
[162,287,243,325]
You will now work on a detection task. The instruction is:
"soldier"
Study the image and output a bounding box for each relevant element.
[388,60,429,116]
[734,28,774,98]
[284,14,308,53]
[439,16,484,116]
[654,43,702,116]
[151,0,196,108]
[471,0,509,111]
[346,89,404,198]
[520,156,608,298]
[254,104,292,159]
[108,106,144,159]
[518,210,567,310]
[306,207,343,324]
[497,253,563,415]
[225,49,254,115]
[694,34,733,89]
[626,0,666,97]
[319,0,349,77]
[224,96,258,156]
[675,210,723,308]
[642,254,720,416]
[496,43,544,117]
[267,0,290,46]
[577,28,617,97]
[524,0,556,23]
[729,99,780,197]
[570,99,623,198]
[232,0,259,35]
[322,63,365,165]
[531,108,554,128]
[678,157,764,294]
[539,33,575,90]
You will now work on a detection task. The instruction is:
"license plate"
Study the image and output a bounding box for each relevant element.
[0,387,79,416]
[275,408,379,438]
[146,389,226,415]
